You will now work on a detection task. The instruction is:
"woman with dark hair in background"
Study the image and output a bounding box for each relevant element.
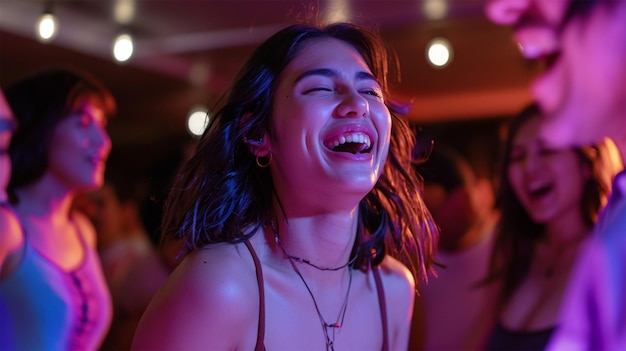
[484,104,622,351]
[133,22,437,351]
[0,68,116,350]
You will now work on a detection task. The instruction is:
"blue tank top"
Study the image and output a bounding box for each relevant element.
[0,222,112,350]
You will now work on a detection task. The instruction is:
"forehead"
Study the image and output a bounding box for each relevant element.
[284,38,371,77]
[513,116,543,144]
[71,94,107,119]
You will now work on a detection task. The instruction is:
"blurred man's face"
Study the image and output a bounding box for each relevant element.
[486,0,626,149]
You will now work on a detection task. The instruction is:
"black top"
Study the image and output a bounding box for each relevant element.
[485,322,556,351]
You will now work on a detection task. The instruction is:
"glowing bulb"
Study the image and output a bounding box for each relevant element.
[423,0,448,20]
[426,37,453,68]
[114,0,136,24]
[36,13,58,42]
[324,0,351,24]
[187,107,209,137]
[112,33,134,63]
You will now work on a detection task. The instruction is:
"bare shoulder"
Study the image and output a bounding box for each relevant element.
[71,210,98,248]
[376,255,416,351]
[132,242,261,351]
[377,255,416,296]
[0,206,24,277]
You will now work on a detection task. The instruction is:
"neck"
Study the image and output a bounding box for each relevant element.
[545,210,589,248]
[13,180,75,222]
[271,211,358,279]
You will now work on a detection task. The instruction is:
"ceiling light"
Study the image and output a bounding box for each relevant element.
[36,12,58,42]
[426,37,453,68]
[112,33,134,63]
[324,0,351,24]
[114,0,136,24]
[423,0,448,20]
[187,107,209,137]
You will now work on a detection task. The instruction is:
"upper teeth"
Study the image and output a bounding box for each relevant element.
[326,132,371,149]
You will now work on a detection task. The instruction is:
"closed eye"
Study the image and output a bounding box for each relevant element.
[361,89,382,98]
[303,87,332,94]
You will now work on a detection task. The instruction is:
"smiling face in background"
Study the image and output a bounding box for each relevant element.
[46,94,111,192]
[486,0,626,150]
[507,115,588,224]
[268,37,391,212]
[0,92,16,202]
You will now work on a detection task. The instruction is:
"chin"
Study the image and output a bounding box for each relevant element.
[528,212,553,225]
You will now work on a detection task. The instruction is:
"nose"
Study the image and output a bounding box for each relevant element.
[485,0,530,25]
[522,151,543,173]
[89,124,112,155]
[336,90,369,119]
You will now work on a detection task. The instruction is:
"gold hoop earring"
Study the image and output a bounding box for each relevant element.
[256,153,272,168]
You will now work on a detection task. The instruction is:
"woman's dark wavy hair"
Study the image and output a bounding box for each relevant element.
[484,103,616,306]
[161,22,438,283]
[5,67,116,197]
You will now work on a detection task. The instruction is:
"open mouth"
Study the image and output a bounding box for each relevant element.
[528,183,553,199]
[324,132,372,154]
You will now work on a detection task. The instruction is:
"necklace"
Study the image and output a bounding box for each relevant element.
[275,233,353,351]
[283,246,359,271]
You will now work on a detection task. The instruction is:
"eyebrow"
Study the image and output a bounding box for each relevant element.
[294,68,378,84]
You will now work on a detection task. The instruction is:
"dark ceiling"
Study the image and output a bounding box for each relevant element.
[0,0,537,179]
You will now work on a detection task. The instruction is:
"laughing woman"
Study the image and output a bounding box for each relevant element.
[483,104,622,351]
[132,22,437,351]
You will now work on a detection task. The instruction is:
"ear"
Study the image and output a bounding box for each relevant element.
[244,132,271,156]
[240,113,271,156]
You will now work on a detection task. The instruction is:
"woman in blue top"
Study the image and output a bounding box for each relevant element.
[0,68,116,350]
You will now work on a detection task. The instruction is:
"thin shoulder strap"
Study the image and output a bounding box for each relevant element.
[244,239,266,351]
[373,266,389,351]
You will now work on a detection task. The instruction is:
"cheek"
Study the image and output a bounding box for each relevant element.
[49,133,83,165]
[566,10,626,98]
[374,107,392,152]
[556,159,587,188]
[374,104,392,129]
